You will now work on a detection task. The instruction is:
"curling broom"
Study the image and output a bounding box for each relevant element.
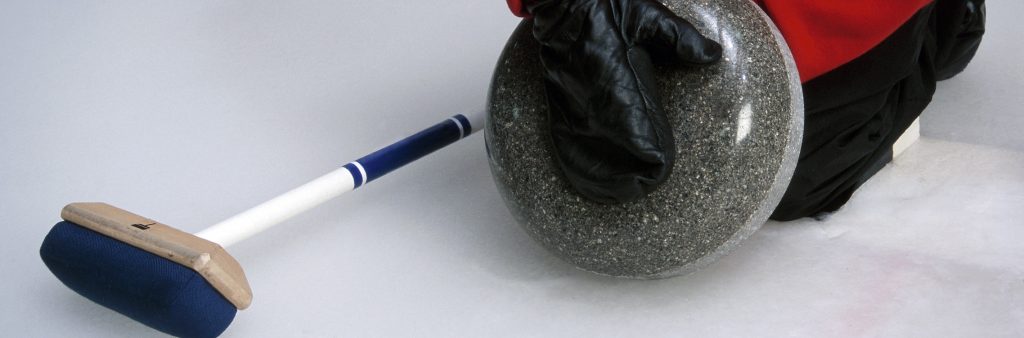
[40,110,484,337]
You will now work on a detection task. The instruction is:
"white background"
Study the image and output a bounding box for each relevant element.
[1,1,1021,337]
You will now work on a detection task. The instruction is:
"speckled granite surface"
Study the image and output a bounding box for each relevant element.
[485,0,803,278]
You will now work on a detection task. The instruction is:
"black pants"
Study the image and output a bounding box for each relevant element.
[770,0,986,221]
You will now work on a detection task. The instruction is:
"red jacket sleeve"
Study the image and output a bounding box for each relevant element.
[507,0,532,18]
[753,0,933,82]
[504,0,933,83]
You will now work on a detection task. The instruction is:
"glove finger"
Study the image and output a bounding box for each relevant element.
[630,1,722,65]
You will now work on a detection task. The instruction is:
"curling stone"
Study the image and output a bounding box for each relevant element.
[485,0,803,278]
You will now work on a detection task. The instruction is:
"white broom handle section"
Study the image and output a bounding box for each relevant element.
[196,168,355,247]
[197,109,486,247]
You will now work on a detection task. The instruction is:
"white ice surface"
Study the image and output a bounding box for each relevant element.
[0,1,1021,337]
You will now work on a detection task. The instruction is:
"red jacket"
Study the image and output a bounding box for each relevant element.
[506,0,933,82]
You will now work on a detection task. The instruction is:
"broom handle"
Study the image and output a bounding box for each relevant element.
[196,109,486,247]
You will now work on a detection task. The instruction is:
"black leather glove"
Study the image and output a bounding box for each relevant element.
[528,0,722,204]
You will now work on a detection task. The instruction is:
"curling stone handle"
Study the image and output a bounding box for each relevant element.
[197,109,485,247]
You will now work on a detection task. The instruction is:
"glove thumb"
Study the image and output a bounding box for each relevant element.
[631,2,722,65]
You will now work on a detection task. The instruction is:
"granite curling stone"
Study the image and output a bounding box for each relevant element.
[485,0,804,278]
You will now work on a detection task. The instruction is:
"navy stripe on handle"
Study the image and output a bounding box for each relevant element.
[344,114,472,188]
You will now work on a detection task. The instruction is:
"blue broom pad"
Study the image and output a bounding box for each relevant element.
[40,221,236,338]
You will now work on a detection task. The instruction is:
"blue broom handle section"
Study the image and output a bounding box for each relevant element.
[342,113,477,188]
